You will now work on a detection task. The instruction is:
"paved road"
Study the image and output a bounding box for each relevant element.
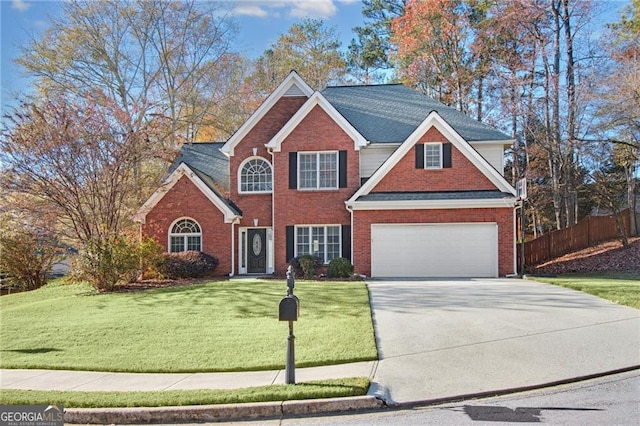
[365,278,640,405]
[186,370,640,425]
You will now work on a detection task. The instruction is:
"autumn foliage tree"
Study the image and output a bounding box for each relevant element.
[1,94,164,290]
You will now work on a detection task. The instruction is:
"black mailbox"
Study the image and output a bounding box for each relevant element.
[279,295,299,321]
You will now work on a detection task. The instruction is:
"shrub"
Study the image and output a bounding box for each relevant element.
[290,254,323,279]
[72,236,163,291]
[327,257,354,278]
[158,251,219,279]
[0,229,64,291]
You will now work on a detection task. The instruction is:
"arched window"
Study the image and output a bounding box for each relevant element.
[169,218,202,253]
[240,158,272,193]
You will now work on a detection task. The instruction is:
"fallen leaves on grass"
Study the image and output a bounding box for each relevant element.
[531,237,640,275]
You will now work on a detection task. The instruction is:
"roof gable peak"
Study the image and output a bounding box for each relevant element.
[221,71,314,156]
[348,111,516,202]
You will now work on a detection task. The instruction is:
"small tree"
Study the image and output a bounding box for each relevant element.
[0,227,64,291]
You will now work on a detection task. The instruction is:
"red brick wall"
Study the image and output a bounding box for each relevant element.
[229,97,308,231]
[271,105,360,274]
[142,175,232,276]
[353,207,515,277]
[375,127,496,192]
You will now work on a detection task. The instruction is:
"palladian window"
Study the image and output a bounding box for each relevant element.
[169,218,202,253]
[240,158,272,193]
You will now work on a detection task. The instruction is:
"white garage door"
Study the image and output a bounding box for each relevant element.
[371,223,498,278]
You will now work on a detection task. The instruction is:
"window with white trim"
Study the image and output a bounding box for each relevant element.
[295,225,341,263]
[169,218,202,253]
[298,152,338,189]
[240,158,272,193]
[424,143,442,169]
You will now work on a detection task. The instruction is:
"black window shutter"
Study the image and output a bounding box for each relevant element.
[443,143,452,168]
[415,144,424,169]
[286,226,295,263]
[289,152,297,189]
[339,150,347,188]
[341,225,351,261]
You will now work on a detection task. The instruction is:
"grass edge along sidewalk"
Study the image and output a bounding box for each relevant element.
[0,279,378,372]
[528,271,640,309]
[0,377,370,408]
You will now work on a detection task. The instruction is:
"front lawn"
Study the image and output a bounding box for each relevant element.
[530,271,640,309]
[0,279,377,372]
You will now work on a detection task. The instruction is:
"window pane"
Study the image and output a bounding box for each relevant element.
[170,236,184,253]
[187,236,201,251]
[318,153,337,188]
[172,219,200,234]
[425,144,441,169]
[296,227,310,256]
[241,159,272,192]
[311,227,325,259]
[326,226,341,261]
[298,153,317,189]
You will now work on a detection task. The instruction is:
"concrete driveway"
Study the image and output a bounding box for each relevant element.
[366,278,640,405]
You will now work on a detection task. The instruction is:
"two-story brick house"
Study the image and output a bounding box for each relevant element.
[135,71,518,278]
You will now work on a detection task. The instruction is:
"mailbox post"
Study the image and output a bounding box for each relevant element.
[279,265,299,384]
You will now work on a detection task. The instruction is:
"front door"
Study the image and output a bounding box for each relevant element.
[247,228,267,274]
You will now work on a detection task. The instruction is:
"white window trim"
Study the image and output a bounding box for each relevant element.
[294,225,341,264]
[424,142,443,170]
[297,151,339,190]
[168,217,202,253]
[238,156,273,194]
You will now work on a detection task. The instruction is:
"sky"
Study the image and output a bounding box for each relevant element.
[0,0,364,113]
[0,0,631,115]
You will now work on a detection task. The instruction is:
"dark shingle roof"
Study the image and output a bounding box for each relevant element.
[322,84,511,143]
[168,142,229,192]
[357,191,515,202]
[166,142,242,216]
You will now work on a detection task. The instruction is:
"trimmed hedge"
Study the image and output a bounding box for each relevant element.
[290,255,323,279]
[327,257,354,278]
[159,251,219,279]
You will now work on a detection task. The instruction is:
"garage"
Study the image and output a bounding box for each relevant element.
[371,223,498,278]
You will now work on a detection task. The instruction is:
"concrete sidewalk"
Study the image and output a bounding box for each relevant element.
[0,361,377,392]
[2,278,639,424]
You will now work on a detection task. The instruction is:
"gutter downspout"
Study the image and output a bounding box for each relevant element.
[346,203,354,274]
[268,147,275,275]
[230,218,237,277]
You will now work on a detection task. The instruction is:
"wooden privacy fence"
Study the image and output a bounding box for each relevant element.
[517,208,631,269]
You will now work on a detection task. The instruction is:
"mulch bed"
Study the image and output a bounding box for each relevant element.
[530,237,640,275]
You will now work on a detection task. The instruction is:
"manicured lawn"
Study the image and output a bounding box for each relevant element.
[530,271,640,309]
[0,377,369,408]
[0,279,377,372]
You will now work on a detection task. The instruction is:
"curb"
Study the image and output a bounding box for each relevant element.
[390,365,640,409]
[64,396,385,424]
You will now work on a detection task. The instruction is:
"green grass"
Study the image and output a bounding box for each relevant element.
[530,271,640,309]
[0,279,377,372]
[0,377,369,408]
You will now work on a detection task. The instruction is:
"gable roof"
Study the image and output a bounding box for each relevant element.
[322,84,512,144]
[220,71,314,156]
[265,91,368,151]
[134,143,241,224]
[347,111,516,207]
[167,142,229,192]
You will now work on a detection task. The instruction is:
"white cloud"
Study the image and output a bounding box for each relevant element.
[232,1,339,19]
[288,0,337,18]
[11,0,32,12]
[233,5,269,18]
[337,0,359,4]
